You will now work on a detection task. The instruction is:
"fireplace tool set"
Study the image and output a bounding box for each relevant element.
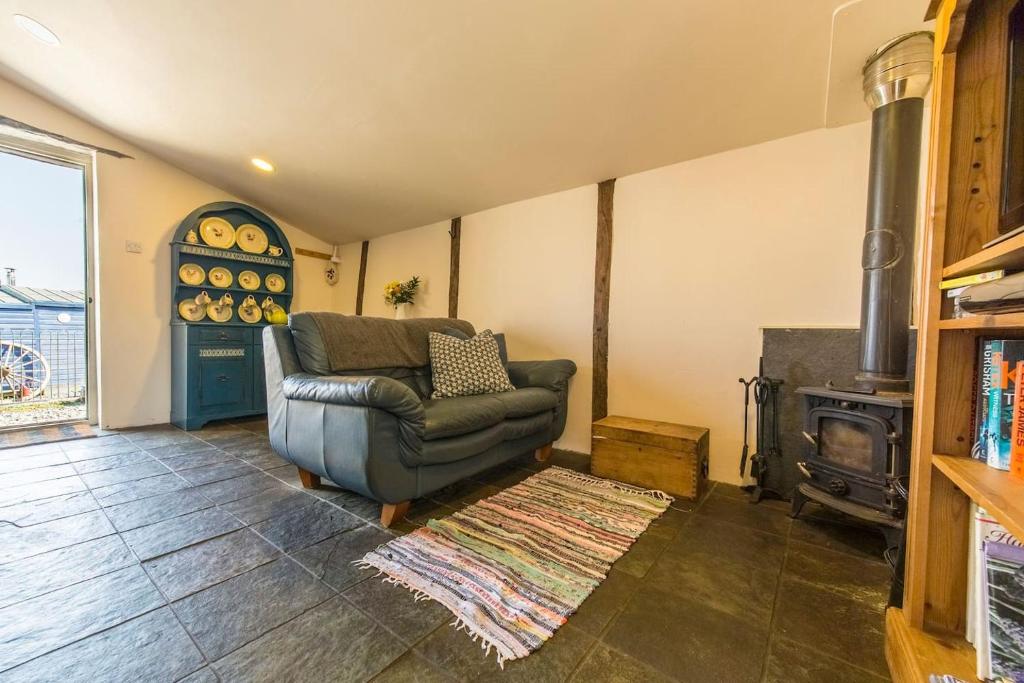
[738,359,785,504]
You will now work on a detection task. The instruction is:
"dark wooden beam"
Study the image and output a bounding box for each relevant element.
[355,240,369,315]
[592,179,615,422]
[294,247,332,260]
[448,217,461,318]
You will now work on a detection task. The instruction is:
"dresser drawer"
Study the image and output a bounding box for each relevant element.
[191,327,252,345]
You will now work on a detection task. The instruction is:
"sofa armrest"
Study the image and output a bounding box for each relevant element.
[282,373,425,424]
[506,359,577,391]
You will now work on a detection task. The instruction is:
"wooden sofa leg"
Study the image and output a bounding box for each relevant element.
[380,501,410,528]
[297,467,321,489]
[535,443,553,462]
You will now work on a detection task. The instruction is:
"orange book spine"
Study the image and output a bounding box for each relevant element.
[1012,360,1024,479]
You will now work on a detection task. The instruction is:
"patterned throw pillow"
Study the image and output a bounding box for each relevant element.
[429,329,516,398]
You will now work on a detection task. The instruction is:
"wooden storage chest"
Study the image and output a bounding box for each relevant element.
[591,415,709,500]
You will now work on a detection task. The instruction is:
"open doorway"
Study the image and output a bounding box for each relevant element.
[0,140,94,430]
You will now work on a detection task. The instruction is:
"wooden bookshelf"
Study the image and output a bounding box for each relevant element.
[941,231,1024,279]
[888,0,1021,681]
[937,313,1024,329]
[933,455,1024,542]
[886,609,976,683]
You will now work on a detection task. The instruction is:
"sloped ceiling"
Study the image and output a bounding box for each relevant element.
[0,0,930,242]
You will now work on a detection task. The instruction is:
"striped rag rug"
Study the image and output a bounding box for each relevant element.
[357,466,672,666]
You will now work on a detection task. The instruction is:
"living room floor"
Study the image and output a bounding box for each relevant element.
[0,419,891,682]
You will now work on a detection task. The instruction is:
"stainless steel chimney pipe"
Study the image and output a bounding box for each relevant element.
[855,32,934,394]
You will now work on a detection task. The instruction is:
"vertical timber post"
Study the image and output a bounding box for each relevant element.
[449,217,461,318]
[355,240,369,315]
[593,179,615,422]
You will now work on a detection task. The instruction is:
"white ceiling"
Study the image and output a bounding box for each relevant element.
[0,0,930,243]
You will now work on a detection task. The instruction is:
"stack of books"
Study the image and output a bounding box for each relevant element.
[972,338,1024,475]
[943,270,1005,319]
[967,504,1024,681]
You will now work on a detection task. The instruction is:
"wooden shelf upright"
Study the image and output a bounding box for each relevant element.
[888,0,1024,680]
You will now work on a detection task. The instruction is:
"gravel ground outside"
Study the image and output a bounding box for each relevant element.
[0,399,87,428]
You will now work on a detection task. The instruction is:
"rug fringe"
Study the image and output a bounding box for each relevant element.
[353,560,439,606]
[545,466,674,503]
[451,617,508,669]
[359,560,520,670]
[357,565,518,669]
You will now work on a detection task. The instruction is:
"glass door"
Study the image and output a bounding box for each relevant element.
[0,142,93,429]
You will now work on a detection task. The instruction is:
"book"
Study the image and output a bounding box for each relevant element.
[973,507,1022,680]
[1014,361,1024,480]
[952,294,975,319]
[983,538,1024,680]
[987,341,1024,471]
[970,502,979,645]
[940,269,1006,290]
[974,340,996,461]
[988,341,1007,469]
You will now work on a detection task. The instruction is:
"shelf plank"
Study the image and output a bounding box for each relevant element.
[885,607,977,682]
[933,454,1024,542]
[176,284,292,297]
[938,313,1024,329]
[942,231,1024,279]
[175,242,293,267]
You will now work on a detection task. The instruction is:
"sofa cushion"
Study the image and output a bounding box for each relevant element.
[422,395,505,441]
[503,412,554,441]
[490,387,557,418]
[421,424,505,465]
[443,327,509,367]
[429,330,515,398]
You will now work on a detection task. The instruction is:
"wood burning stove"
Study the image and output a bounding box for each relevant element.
[792,387,912,546]
[790,33,931,557]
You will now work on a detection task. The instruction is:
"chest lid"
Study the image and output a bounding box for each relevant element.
[593,415,708,452]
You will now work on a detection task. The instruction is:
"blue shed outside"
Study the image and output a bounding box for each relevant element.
[0,286,86,400]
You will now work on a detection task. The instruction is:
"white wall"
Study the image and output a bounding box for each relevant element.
[0,76,344,429]
[339,121,876,483]
[609,122,869,484]
[361,221,451,319]
[332,241,366,316]
[460,186,596,453]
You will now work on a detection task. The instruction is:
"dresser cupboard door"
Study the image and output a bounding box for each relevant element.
[193,347,250,414]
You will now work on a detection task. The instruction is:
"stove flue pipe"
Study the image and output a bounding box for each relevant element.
[855,32,933,394]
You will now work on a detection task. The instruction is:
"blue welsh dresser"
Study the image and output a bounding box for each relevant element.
[170,201,293,430]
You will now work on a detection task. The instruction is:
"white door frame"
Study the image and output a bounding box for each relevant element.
[0,131,99,426]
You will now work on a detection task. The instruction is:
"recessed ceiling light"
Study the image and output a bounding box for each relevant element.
[251,158,275,172]
[13,15,60,46]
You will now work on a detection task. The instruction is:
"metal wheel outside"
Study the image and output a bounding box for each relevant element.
[0,341,51,400]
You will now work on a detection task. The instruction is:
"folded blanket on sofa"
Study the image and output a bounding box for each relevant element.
[289,312,475,373]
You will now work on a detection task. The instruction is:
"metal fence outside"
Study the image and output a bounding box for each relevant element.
[0,327,87,404]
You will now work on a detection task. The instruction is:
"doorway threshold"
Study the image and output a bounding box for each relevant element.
[0,420,94,449]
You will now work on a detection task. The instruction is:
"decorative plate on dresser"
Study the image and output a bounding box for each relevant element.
[170,201,294,430]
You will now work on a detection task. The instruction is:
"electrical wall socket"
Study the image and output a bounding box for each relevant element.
[125,240,143,254]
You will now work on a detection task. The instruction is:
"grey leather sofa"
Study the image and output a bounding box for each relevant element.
[262,313,577,527]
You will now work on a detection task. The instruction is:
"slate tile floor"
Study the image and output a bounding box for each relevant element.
[0,419,893,682]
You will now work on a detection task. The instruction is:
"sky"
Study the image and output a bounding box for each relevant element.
[0,149,85,291]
